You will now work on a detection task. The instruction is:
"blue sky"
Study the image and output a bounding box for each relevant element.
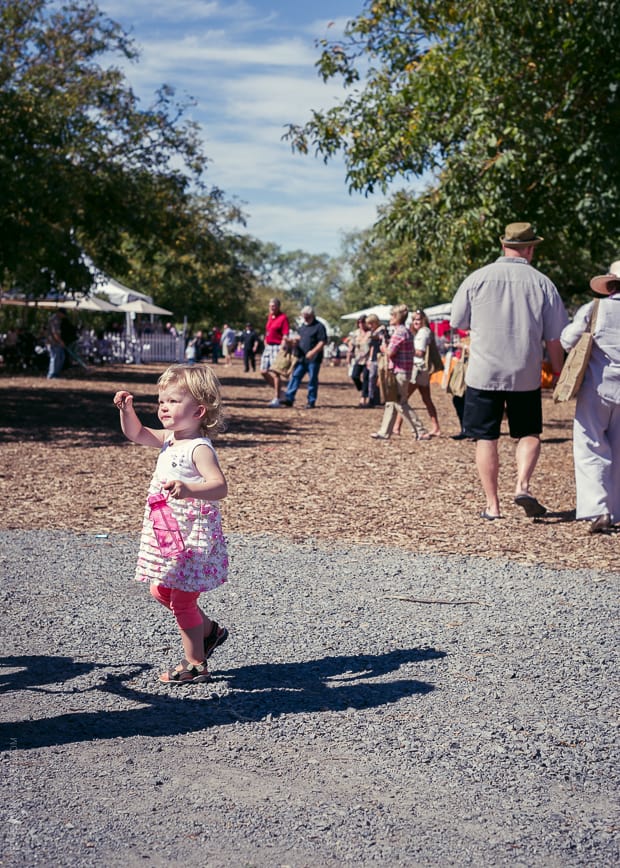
[97,0,391,257]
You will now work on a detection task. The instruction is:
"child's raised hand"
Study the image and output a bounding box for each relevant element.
[113,390,134,410]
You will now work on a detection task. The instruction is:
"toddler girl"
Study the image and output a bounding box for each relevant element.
[114,363,229,685]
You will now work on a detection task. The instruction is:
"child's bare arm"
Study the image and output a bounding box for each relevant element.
[113,391,164,447]
[163,444,228,501]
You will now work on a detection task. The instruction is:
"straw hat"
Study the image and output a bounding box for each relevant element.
[499,222,543,247]
[590,260,620,296]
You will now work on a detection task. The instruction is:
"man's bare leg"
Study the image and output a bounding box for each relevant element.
[476,439,501,516]
[515,435,541,496]
[262,370,281,400]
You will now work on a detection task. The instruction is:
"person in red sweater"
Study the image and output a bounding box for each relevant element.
[260,297,290,407]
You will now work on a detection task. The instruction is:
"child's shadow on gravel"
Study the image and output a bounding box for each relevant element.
[0,648,445,750]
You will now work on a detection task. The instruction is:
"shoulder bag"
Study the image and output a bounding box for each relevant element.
[424,334,444,375]
[553,300,600,403]
[378,353,399,403]
[270,346,296,380]
[446,349,468,397]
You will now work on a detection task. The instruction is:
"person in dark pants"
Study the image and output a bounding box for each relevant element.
[241,323,259,372]
[211,328,221,364]
[282,306,327,409]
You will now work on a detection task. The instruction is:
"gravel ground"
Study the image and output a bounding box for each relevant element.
[1,530,618,867]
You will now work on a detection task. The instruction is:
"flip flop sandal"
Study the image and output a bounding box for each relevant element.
[204,622,229,659]
[480,510,502,520]
[514,494,547,517]
[159,660,211,685]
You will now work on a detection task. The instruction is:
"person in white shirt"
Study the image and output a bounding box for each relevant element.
[560,261,620,533]
[450,222,568,520]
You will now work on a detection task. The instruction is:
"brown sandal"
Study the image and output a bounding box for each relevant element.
[159,660,211,685]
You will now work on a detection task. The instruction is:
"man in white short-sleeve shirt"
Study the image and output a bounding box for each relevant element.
[450,222,568,520]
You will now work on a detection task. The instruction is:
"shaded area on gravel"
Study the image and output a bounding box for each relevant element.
[1,531,618,867]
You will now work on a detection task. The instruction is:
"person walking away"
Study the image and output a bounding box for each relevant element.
[113,363,229,684]
[46,308,68,379]
[194,330,208,362]
[449,337,470,440]
[185,332,202,364]
[450,222,568,520]
[211,327,221,364]
[261,298,290,407]
[346,316,371,406]
[393,309,441,436]
[281,306,328,409]
[370,305,430,440]
[220,324,236,366]
[560,261,620,534]
[241,323,259,372]
[365,314,386,406]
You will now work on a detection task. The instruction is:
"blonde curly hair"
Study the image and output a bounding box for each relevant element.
[157,363,225,435]
[391,304,409,325]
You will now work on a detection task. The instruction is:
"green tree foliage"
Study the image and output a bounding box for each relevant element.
[239,240,349,331]
[118,192,254,327]
[0,0,249,313]
[340,225,443,312]
[286,0,620,300]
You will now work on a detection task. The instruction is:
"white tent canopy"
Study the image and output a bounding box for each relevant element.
[117,299,173,316]
[90,275,153,306]
[424,302,451,321]
[71,295,118,312]
[341,304,394,322]
[341,302,451,323]
[294,314,336,337]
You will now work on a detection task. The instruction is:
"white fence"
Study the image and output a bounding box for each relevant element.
[78,332,184,364]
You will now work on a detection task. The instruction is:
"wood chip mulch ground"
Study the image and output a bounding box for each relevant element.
[0,361,617,572]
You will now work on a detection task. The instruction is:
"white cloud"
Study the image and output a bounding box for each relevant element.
[242,197,381,255]
[101,0,252,23]
[222,72,343,121]
[131,33,319,72]
[204,135,346,192]
[96,1,386,255]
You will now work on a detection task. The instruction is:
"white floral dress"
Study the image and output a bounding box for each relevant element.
[135,436,229,592]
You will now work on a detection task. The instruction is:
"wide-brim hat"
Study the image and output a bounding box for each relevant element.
[500,222,543,247]
[590,260,620,296]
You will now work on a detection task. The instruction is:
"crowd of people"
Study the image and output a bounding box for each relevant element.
[0,307,80,378]
[107,231,618,686]
[245,223,618,537]
[3,220,617,538]
[1,222,616,701]
[342,307,447,438]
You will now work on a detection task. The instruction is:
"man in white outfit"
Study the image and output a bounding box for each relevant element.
[561,261,620,534]
[450,222,568,520]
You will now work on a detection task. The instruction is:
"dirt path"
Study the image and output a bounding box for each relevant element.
[0,361,616,571]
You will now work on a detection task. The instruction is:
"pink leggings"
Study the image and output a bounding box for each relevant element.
[150,585,203,630]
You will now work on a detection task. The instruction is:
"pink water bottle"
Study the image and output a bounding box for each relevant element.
[148,492,185,557]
